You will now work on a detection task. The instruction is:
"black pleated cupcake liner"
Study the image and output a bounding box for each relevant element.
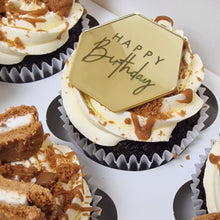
[58,86,209,171]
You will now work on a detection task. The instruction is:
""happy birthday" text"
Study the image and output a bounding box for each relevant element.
[82,33,166,95]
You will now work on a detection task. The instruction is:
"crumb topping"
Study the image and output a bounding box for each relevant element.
[42,0,73,17]
[130,98,171,120]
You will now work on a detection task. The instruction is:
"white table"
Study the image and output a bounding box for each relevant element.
[91,0,220,77]
[0,1,220,219]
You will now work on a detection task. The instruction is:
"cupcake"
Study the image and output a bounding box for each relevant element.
[0,105,101,219]
[191,137,220,219]
[61,15,207,170]
[0,0,86,82]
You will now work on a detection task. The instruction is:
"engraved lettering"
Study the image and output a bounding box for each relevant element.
[122,40,131,48]
[143,50,153,57]
[82,33,167,95]
[133,80,155,95]
[155,56,165,65]
[133,44,142,52]
[108,53,135,78]
[82,37,110,62]
[112,33,124,42]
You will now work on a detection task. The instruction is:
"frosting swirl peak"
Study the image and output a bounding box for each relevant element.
[0,0,83,64]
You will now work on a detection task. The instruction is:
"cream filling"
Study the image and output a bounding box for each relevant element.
[203,138,220,212]
[0,190,27,205]
[0,0,84,64]
[0,114,32,133]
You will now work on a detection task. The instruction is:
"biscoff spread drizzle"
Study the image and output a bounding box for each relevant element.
[0,30,25,49]
[130,98,172,140]
[177,89,193,103]
[0,136,93,219]
[209,153,220,171]
[0,0,84,64]
[129,88,193,140]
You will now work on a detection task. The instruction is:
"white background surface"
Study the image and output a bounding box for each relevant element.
[0,1,220,220]
[91,0,220,76]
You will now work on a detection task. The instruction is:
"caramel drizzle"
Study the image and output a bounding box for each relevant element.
[177,110,186,117]
[68,203,93,212]
[124,118,131,125]
[57,21,69,40]
[98,121,107,127]
[7,2,48,17]
[154,16,174,27]
[178,40,193,85]
[131,113,156,140]
[22,17,46,27]
[209,153,220,171]
[177,88,193,104]
[0,31,25,49]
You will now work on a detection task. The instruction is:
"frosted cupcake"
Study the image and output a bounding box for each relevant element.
[191,137,220,219]
[61,16,207,170]
[0,105,101,219]
[0,0,86,82]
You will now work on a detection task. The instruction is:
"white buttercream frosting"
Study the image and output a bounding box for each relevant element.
[203,137,220,213]
[0,114,32,133]
[0,0,83,64]
[0,190,27,205]
[61,17,204,146]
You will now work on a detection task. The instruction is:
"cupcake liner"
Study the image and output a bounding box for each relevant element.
[59,86,209,171]
[190,146,212,217]
[0,14,90,83]
[85,175,102,219]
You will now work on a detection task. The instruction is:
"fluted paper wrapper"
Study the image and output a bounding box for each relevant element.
[85,175,102,219]
[190,147,211,217]
[59,87,209,171]
[0,14,90,83]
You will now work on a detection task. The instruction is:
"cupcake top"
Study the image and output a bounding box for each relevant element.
[61,16,204,146]
[203,137,220,213]
[0,0,84,65]
[0,105,93,219]
[0,135,93,219]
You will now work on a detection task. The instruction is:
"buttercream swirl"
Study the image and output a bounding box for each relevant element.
[0,0,83,64]
[61,16,204,146]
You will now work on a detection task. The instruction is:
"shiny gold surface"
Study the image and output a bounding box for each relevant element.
[69,14,183,112]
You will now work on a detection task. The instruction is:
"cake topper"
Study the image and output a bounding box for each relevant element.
[69,13,183,112]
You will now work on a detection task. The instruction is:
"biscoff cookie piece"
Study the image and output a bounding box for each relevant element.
[0,175,57,219]
[0,105,43,162]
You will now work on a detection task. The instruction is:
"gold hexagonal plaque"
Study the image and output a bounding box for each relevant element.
[69,13,183,112]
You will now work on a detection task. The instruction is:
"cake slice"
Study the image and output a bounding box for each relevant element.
[0,105,43,162]
[0,175,57,219]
